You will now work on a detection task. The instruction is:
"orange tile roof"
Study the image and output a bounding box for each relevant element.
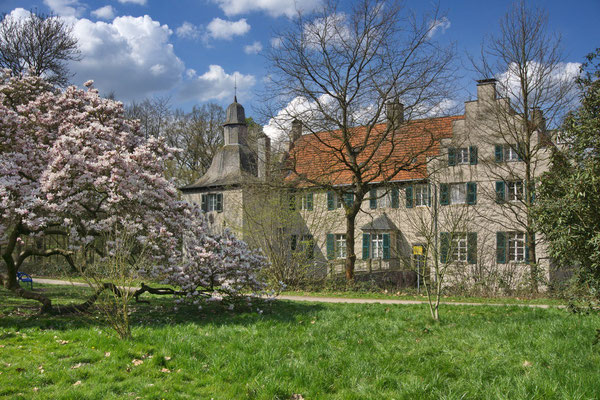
[286,115,464,187]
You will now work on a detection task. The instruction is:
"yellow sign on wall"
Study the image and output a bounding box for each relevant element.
[413,245,423,255]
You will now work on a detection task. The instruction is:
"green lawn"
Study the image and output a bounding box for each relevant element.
[1,284,599,399]
[280,290,567,306]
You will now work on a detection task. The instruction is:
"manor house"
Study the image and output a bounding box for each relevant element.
[181,80,558,289]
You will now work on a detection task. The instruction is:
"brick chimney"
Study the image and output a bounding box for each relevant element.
[386,98,404,129]
[290,119,303,142]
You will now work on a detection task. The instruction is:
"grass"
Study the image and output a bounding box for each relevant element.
[1,284,599,399]
[280,290,567,306]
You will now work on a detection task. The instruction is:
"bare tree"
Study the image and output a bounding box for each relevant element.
[264,0,456,280]
[163,103,225,186]
[0,10,81,86]
[126,96,172,139]
[471,1,577,291]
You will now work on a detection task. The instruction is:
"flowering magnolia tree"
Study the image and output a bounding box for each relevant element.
[0,71,268,313]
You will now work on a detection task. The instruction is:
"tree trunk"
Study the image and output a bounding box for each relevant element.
[345,213,356,281]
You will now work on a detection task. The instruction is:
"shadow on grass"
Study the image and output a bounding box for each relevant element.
[0,285,324,332]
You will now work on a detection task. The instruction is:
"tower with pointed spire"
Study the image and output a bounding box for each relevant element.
[180,96,271,238]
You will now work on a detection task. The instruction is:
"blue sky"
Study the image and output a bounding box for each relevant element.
[1,0,598,128]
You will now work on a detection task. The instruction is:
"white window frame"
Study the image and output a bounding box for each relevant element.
[506,180,523,201]
[370,233,384,259]
[456,147,469,164]
[451,233,468,262]
[335,234,347,259]
[414,184,429,206]
[507,232,526,262]
[450,183,467,205]
[300,193,313,210]
[505,145,520,161]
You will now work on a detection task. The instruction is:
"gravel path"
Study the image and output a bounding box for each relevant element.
[34,278,563,309]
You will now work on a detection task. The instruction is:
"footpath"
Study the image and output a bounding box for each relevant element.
[34,278,563,309]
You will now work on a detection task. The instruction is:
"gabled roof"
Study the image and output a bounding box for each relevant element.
[285,115,463,186]
[361,214,398,231]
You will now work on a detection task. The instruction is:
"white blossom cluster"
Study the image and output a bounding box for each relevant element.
[0,71,269,307]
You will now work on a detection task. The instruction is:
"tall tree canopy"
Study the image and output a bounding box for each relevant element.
[534,49,600,295]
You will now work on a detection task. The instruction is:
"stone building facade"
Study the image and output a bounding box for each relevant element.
[182,80,556,290]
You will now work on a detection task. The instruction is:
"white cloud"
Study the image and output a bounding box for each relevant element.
[270,37,282,48]
[427,17,451,38]
[179,65,255,102]
[206,18,250,40]
[497,61,580,102]
[91,5,116,20]
[43,0,85,17]
[212,0,322,18]
[176,22,200,39]
[69,15,185,100]
[117,0,147,5]
[244,41,263,54]
[6,8,31,20]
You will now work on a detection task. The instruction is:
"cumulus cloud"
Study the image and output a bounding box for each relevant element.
[206,18,250,40]
[43,0,85,17]
[179,65,255,102]
[117,0,147,5]
[212,0,322,18]
[69,15,185,100]
[497,61,581,102]
[427,17,451,38]
[176,22,201,39]
[244,41,263,54]
[91,5,116,20]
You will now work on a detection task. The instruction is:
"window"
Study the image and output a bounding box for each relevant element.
[405,184,427,208]
[327,191,354,210]
[450,183,467,204]
[201,193,223,212]
[362,232,391,260]
[507,232,526,262]
[448,146,478,166]
[495,144,523,162]
[440,232,477,264]
[370,187,399,209]
[300,193,313,210]
[506,181,523,201]
[414,184,430,206]
[496,180,524,203]
[335,234,346,259]
[440,182,477,205]
[496,231,530,263]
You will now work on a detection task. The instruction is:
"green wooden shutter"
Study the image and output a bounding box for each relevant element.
[440,183,449,205]
[495,145,504,162]
[382,233,390,260]
[362,233,370,260]
[326,234,335,260]
[496,232,506,264]
[467,232,477,264]
[306,235,315,260]
[448,148,456,166]
[327,191,334,210]
[391,188,399,208]
[469,146,478,165]
[216,193,223,212]
[467,182,477,205]
[440,232,450,263]
[369,189,377,209]
[427,184,432,206]
[405,185,413,208]
[291,235,297,251]
[495,181,505,203]
[201,194,208,212]
[343,192,354,206]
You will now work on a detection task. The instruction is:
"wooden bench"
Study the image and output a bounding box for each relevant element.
[17,272,33,290]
